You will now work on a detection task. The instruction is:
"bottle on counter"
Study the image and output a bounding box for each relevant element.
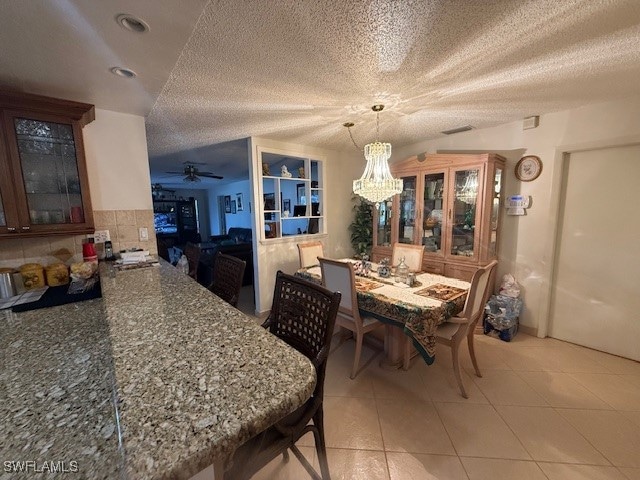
[177,255,189,275]
[82,239,98,263]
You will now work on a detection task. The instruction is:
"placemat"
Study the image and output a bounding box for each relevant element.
[415,283,467,301]
[354,278,384,292]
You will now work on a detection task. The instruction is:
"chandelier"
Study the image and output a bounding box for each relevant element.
[347,105,403,205]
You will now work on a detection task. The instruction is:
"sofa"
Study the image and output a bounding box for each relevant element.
[198,227,253,286]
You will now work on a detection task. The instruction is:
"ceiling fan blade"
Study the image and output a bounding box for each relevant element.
[165,171,184,174]
[199,173,224,179]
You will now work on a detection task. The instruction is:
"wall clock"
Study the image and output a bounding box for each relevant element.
[515,155,542,181]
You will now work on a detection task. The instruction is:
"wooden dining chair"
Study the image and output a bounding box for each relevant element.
[430,260,498,398]
[183,242,201,280]
[319,257,385,379]
[207,252,246,308]
[225,271,341,480]
[391,242,424,272]
[297,241,324,268]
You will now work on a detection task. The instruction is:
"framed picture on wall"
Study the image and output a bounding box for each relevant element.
[224,195,231,213]
[296,184,306,205]
[236,193,244,211]
[263,193,275,211]
[231,200,237,214]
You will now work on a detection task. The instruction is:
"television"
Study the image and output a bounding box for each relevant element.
[293,205,307,217]
[154,212,178,234]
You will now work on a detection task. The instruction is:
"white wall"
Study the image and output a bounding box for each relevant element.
[83,109,152,211]
[393,96,640,334]
[207,180,253,236]
[250,137,362,313]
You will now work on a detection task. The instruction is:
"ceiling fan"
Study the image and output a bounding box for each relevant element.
[165,164,223,182]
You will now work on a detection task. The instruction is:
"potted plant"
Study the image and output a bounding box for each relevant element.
[349,196,373,258]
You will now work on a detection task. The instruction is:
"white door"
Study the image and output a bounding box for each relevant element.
[549,144,640,361]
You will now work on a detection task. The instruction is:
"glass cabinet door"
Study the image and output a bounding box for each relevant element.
[489,167,503,256]
[398,175,417,244]
[450,168,481,258]
[14,117,86,226]
[376,200,392,247]
[422,172,445,255]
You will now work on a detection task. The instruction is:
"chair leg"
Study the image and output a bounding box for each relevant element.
[313,407,331,480]
[351,332,363,379]
[451,342,468,399]
[467,330,482,378]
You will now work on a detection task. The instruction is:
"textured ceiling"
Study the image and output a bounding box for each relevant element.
[146,0,640,166]
[1,0,639,186]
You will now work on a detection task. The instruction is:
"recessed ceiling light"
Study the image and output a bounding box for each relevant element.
[116,13,149,33]
[110,67,137,79]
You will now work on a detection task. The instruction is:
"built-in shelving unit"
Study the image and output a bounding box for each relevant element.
[258,149,324,240]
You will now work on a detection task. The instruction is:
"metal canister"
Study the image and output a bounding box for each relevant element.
[0,267,16,299]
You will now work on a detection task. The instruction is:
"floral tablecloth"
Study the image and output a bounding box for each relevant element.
[296,261,470,364]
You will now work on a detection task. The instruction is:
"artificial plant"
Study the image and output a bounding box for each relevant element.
[349,196,373,257]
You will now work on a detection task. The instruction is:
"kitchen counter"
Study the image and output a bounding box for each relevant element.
[1,261,316,479]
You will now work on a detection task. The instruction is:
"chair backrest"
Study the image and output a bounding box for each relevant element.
[263,271,341,399]
[157,238,170,262]
[297,241,324,268]
[318,257,359,319]
[391,242,424,272]
[184,242,201,279]
[460,260,498,324]
[209,252,246,307]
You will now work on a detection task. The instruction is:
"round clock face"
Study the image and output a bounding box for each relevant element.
[515,155,542,181]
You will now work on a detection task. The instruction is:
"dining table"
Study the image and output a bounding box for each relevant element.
[296,259,471,366]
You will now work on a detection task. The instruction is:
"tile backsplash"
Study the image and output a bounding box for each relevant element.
[0,209,157,269]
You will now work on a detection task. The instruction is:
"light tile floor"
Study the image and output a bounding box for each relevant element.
[237,300,640,480]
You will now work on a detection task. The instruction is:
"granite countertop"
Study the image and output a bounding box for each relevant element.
[1,260,316,479]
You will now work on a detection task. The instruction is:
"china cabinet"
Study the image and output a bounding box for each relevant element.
[258,148,325,240]
[371,153,505,281]
[0,91,95,238]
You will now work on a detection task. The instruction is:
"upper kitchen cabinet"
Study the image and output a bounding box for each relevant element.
[0,91,95,237]
[371,153,505,281]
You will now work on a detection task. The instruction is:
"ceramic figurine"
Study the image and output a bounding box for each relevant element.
[298,167,305,178]
[281,165,292,178]
[377,257,391,278]
[262,162,270,175]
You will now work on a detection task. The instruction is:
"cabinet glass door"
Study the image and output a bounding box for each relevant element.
[450,168,481,258]
[422,172,445,255]
[14,118,85,225]
[376,200,392,247]
[398,175,417,244]
[489,167,503,256]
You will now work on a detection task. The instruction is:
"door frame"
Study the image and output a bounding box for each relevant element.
[537,135,640,338]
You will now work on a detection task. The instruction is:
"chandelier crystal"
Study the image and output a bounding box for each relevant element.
[353,141,402,204]
[350,105,403,205]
